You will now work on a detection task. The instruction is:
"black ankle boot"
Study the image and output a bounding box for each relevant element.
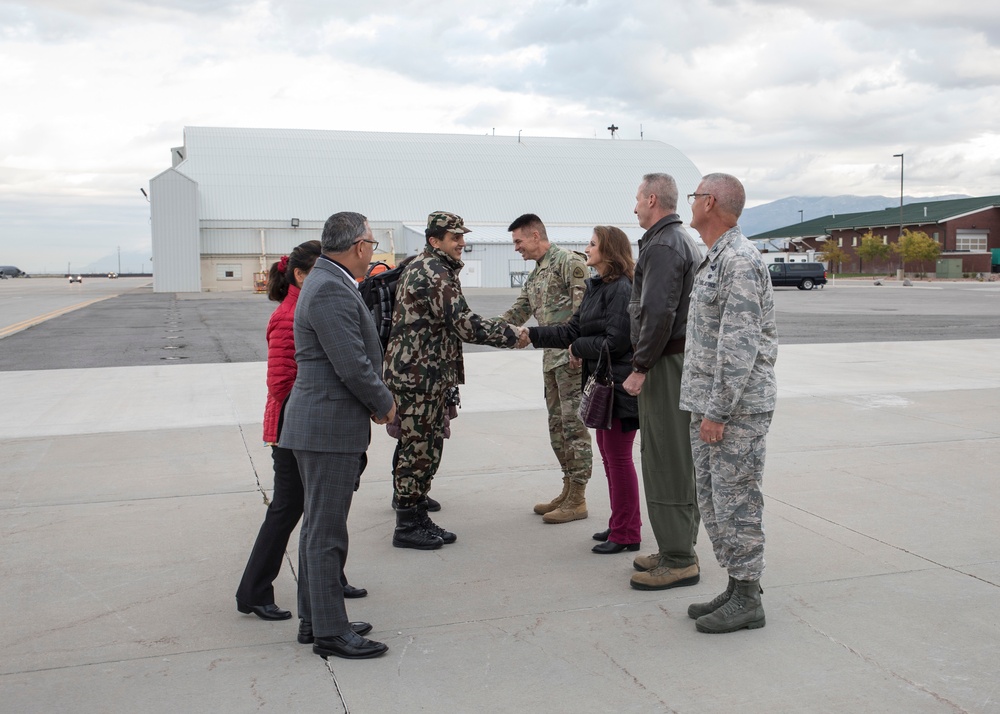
[393,506,444,550]
[391,493,441,512]
[417,501,457,544]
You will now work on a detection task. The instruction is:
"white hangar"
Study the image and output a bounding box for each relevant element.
[148,127,703,292]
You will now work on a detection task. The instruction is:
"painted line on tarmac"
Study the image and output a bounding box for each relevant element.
[0,295,117,339]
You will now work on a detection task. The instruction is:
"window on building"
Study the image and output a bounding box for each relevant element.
[882,235,888,245]
[216,264,242,280]
[933,232,940,242]
[838,238,843,247]
[852,236,857,247]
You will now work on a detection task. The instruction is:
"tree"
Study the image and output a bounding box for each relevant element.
[819,240,850,274]
[894,229,941,274]
[856,231,893,274]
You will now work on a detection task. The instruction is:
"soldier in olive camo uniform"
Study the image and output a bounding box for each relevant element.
[502,213,592,523]
[384,211,518,550]
[679,173,778,634]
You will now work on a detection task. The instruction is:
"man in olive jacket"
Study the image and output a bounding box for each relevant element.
[622,173,703,591]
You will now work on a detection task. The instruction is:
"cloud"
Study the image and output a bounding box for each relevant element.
[1,0,998,271]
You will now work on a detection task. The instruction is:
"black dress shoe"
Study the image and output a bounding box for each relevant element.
[592,528,611,542]
[391,493,441,512]
[236,601,292,621]
[591,540,641,554]
[343,584,368,599]
[298,620,373,644]
[313,631,388,659]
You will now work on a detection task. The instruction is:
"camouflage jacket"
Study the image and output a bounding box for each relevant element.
[384,244,516,395]
[679,227,778,421]
[501,244,588,371]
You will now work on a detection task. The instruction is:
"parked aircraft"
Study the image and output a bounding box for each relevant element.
[0,265,28,278]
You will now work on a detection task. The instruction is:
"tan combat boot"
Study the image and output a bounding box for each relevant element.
[633,551,663,572]
[533,477,570,515]
[542,481,588,523]
[634,550,698,573]
[629,562,700,591]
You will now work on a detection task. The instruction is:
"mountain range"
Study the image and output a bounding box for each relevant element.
[74,195,972,272]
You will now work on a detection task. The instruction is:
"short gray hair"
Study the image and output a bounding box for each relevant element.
[701,173,745,218]
[641,173,678,212]
[321,212,368,253]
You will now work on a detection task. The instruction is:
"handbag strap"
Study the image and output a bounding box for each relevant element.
[595,340,613,380]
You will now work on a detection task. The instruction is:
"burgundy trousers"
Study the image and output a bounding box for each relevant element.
[595,419,642,544]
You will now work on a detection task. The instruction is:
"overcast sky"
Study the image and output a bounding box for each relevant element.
[2,0,998,272]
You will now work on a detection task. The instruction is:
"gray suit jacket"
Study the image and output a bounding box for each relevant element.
[279,258,394,453]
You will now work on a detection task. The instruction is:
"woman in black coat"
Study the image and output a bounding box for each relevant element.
[528,226,641,553]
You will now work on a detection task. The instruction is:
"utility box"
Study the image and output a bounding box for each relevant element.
[992,249,1000,272]
[936,258,963,279]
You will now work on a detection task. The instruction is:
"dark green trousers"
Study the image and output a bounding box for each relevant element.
[637,353,700,568]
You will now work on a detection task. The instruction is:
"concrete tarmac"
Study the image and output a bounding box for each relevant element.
[1,287,999,712]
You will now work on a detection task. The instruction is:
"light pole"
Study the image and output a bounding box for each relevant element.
[893,153,904,277]
[892,153,904,240]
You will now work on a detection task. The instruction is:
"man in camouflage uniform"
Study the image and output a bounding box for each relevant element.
[680,173,778,633]
[384,211,518,550]
[501,213,592,523]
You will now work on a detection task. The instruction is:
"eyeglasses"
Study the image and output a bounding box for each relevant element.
[355,238,380,251]
[687,193,712,205]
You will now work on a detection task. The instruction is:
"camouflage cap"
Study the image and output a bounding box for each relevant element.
[427,211,471,234]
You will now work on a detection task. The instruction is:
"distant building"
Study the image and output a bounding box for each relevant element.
[148,127,703,292]
[750,196,1000,274]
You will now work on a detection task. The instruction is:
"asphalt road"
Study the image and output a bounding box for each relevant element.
[1,279,999,371]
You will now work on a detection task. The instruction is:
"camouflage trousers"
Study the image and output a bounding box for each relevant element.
[690,412,773,582]
[544,364,592,484]
[393,391,447,507]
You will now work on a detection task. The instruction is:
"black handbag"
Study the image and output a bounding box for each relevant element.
[577,342,614,430]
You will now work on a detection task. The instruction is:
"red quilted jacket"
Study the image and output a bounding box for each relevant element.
[262,284,299,443]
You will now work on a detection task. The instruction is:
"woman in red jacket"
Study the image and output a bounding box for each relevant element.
[236,240,365,619]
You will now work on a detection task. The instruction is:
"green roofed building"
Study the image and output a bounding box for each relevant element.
[749,195,1000,274]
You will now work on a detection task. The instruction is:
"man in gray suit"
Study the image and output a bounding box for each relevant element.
[280,211,396,660]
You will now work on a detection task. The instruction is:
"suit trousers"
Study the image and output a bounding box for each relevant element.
[236,446,303,606]
[637,353,700,568]
[294,449,359,638]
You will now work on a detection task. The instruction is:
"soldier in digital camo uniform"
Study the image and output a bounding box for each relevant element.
[679,173,778,634]
[501,213,593,523]
[383,211,518,550]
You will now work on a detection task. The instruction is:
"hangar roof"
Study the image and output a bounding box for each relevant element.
[167,127,702,226]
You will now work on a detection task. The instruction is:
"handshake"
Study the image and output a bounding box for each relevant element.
[513,326,531,349]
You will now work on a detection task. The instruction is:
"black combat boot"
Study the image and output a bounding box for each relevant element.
[392,506,444,550]
[391,493,441,512]
[416,500,457,545]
